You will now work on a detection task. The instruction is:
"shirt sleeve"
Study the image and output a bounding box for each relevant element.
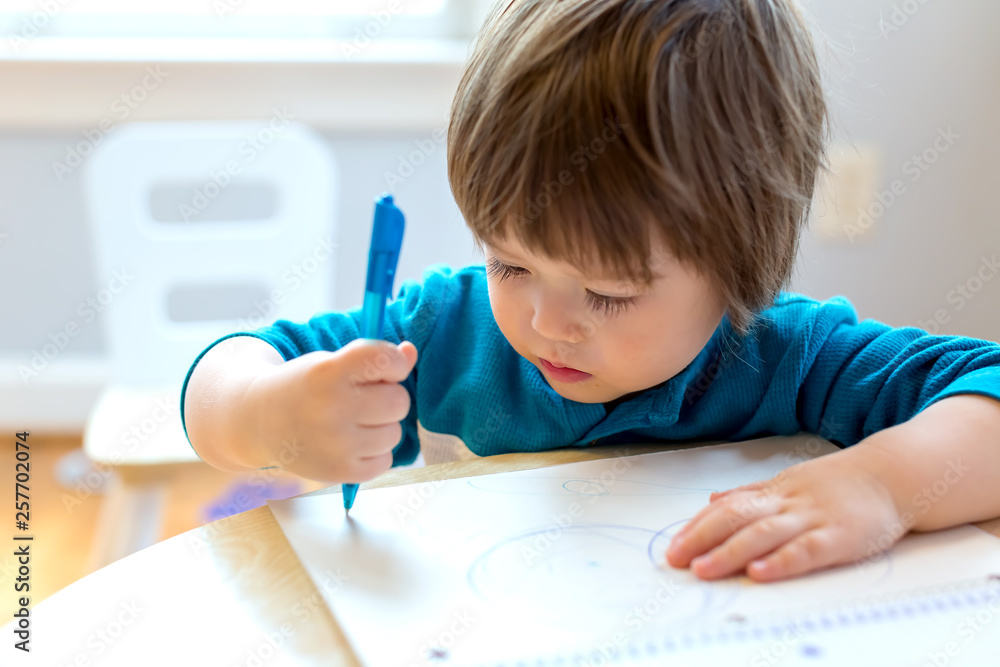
[179,264,456,467]
[736,294,1000,447]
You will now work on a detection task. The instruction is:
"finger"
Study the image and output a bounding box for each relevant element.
[294,456,353,484]
[354,422,404,457]
[354,383,412,426]
[342,451,393,484]
[709,479,769,503]
[668,498,727,547]
[337,452,392,484]
[343,339,418,386]
[667,492,778,567]
[746,527,844,582]
[688,513,806,580]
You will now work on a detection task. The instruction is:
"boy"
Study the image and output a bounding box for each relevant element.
[181,0,1000,584]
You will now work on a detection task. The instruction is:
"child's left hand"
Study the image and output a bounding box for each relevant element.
[665,442,905,582]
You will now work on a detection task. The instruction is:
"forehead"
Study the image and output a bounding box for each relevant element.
[483,235,667,283]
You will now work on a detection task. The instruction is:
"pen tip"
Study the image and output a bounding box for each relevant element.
[342,483,359,511]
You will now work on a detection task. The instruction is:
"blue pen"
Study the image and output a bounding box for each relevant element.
[343,193,405,513]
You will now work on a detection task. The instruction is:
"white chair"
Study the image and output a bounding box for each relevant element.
[80,120,338,568]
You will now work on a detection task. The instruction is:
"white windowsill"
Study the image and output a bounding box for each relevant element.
[0,357,110,434]
[0,37,469,130]
[0,36,471,63]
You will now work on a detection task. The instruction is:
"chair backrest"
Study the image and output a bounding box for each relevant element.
[82,120,338,385]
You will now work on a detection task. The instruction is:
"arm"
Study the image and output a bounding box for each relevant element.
[702,294,1000,446]
[863,393,1000,531]
[666,396,1000,582]
[178,264,458,475]
[668,295,1000,581]
[182,334,285,472]
[183,327,419,482]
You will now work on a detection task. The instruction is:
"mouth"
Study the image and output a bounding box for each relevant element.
[539,358,593,383]
[543,358,580,371]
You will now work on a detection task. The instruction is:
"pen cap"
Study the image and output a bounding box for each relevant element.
[365,194,405,297]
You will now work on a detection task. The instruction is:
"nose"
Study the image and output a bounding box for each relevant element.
[530,291,586,345]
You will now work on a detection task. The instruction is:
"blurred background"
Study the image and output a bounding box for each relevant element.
[0,0,997,612]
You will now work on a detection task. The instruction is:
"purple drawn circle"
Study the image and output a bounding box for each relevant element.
[468,523,660,600]
[467,523,714,628]
[646,518,750,620]
[647,519,689,567]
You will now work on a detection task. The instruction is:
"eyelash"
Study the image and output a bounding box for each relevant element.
[485,256,637,317]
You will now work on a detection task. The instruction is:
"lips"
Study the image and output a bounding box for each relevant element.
[539,357,593,383]
[543,358,581,372]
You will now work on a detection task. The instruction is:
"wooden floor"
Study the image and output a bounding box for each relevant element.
[0,433,326,622]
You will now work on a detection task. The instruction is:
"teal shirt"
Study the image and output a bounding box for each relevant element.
[180,264,1000,466]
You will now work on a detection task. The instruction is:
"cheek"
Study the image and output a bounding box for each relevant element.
[606,307,696,374]
[486,281,520,334]
[607,322,659,366]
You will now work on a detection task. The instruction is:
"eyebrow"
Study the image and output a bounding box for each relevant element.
[484,242,664,284]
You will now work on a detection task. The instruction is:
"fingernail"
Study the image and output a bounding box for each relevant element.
[749,560,767,573]
[691,555,709,568]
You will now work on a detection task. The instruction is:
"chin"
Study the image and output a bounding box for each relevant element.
[546,382,612,404]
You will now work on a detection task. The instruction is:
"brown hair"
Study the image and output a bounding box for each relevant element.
[446,0,828,336]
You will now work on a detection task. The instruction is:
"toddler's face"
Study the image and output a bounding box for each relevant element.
[483,234,725,405]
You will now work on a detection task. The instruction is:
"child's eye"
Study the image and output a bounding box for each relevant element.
[486,256,637,317]
[584,291,636,317]
[485,256,528,282]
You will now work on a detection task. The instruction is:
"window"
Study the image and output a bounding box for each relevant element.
[0,0,491,42]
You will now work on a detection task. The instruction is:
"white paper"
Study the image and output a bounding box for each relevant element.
[268,436,1000,667]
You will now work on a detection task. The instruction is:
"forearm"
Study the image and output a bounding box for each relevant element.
[183,335,285,472]
[855,394,1000,531]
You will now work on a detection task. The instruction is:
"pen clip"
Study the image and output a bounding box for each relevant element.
[366,194,405,299]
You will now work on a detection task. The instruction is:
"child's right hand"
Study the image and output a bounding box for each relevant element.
[239,338,418,483]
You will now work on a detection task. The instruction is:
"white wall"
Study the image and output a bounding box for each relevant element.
[2,0,999,431]
[793,0,1000,337]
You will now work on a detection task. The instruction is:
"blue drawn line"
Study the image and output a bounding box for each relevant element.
[466,476,717,496]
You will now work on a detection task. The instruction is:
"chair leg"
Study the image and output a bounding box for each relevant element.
[86,464,188,572]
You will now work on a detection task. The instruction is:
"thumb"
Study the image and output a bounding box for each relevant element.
[397,340,418,367]
[348,339,417,384]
